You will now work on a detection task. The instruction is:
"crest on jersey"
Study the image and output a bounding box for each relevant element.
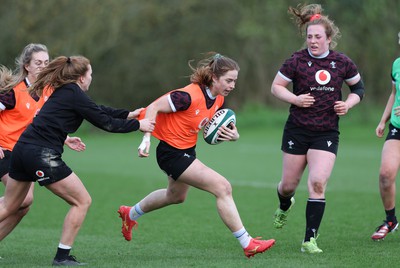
[315,70,331,85]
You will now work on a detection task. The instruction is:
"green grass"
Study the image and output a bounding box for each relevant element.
[1,108,399,267]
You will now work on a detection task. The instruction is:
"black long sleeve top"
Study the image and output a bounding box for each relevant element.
[18,83,140,154]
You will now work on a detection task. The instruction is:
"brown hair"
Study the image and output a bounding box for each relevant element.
[189,52,240,87]
[288,4,341,49]
[30,56,90,97]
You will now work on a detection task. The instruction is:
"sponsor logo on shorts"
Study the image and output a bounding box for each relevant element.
[35,170,44,177]
[35,170,50,182]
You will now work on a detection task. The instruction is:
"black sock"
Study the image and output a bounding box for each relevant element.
[385,208,396,223]
[304,198,325,242]
[55,247,71,260]
[277,189,294,211]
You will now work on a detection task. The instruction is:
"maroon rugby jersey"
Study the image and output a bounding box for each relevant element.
[278,49,359,131]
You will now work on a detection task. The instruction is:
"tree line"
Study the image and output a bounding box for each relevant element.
[1,0,399,114]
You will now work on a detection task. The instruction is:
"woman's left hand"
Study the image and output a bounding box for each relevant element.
[65,136,86,152]
[127,108,145,119]
[217,123,240,142]
[334,101,350,116]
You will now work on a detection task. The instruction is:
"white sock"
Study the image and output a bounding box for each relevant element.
[233,227,252,248]
[129,203,145,220]
[58,243,71,250]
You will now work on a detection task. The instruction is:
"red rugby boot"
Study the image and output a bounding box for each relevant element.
[243,237,275,258]
[118,205,138,241]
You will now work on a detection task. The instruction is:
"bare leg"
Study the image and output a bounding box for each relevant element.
[273,153,307,230]
[176,159,243,232]
[307,149,336,199]
[133,159,275,257]
[0,178,31,222]
[378,140,400,211]
[303,149,336,245]
[137,159,242,232]
[278,152,307,196]
[46,172,91,246]
[0,174,34,240]
[138,182,190,213]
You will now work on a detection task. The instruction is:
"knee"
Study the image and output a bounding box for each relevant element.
[17,206,31,217]
[167,191,187,204]
[379,172,395,189]
[2,196,31,218]
[78,193,92,212]
[18,190,34,216]
[0,200,22,218]
[169,195,186,204]
[20,194,34,210]
[310,181,325,195]
[214,179,233,198]
[279,181,297,196]
[84,195,92,209]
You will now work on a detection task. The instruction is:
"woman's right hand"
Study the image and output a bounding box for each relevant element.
[139,118,155,132]
[0,147,4,159]
[295,93,315,108]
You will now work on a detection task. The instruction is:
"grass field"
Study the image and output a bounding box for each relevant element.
[1,108,399,267]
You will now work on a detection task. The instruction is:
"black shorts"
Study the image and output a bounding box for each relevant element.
[281,123,339,155]
[0,150,12,179]
[156,141,196,180]
[9,142,72,186]
[385,123,400,141]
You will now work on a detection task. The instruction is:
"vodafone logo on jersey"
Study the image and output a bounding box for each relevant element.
[315,70,331,85]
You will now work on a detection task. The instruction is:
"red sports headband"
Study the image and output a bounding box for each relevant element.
[310,14,321,21]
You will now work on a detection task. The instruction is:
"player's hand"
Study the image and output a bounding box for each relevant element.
[334,101,349,116]
[65,136,86,152]
[138,135,151,157]
[295,93,315,108]
[0,147,5,159]
[375,122,386,138]
[127,108,144,119]
[139,118,155,132]
[217,123,240,142]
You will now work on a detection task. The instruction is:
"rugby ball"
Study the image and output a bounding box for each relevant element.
[203,108,236,145]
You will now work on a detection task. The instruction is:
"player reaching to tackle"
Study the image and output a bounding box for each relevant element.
[118,52,275,258]
[0,55,155,266]
[0,44,86,243]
